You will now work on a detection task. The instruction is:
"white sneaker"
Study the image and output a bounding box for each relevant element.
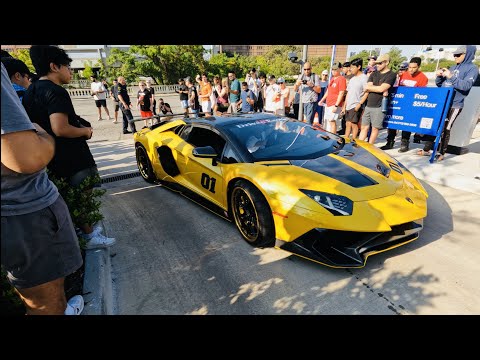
[77,224,103,237]
[65,295,84,315]
[85,232,116,250]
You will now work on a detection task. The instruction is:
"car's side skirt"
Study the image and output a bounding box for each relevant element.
[158,180,231,222]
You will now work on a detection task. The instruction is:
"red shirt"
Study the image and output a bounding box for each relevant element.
[399,71,428,87]
[326,76,347,106]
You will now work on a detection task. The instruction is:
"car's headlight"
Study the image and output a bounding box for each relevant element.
[300,190,353,216]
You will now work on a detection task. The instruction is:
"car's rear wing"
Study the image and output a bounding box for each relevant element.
[128,112,213,125]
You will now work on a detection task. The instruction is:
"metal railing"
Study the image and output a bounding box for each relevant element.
[67,84,180,98]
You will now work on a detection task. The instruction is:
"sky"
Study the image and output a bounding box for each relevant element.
[346,45,462,58]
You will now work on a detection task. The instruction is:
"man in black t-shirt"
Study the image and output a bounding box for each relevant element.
[116,76,137,134]
[23,45,115,250]
[146,80,156,115]
[185,77,199,118]
[358,54,397,145]
[176,78,189,117]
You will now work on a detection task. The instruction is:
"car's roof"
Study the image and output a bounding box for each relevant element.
[183,112,283,129]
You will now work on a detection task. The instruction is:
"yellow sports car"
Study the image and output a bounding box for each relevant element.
[134,113,427,268]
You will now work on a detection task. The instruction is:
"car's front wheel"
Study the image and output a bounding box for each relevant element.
[230,180,275,248]
[136,144,157,183]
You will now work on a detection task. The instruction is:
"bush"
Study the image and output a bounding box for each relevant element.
[48,172,106,250]
[0,173,103,314]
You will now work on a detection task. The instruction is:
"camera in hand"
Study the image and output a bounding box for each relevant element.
[302,80,307,84]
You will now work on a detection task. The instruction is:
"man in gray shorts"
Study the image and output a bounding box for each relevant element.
[358,54,397,145]
[1,63,83,315]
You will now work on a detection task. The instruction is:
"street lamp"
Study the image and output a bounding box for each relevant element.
[426,46,444,72]
[288,45,308,121]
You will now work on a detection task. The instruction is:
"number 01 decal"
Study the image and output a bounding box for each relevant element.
[201,173,216,193]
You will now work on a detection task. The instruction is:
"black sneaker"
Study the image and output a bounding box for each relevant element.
[380,141,395,150]
[398,141,409,153]
[123,130,132,134]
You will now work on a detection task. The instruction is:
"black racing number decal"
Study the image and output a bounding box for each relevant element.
[201,173,216,193]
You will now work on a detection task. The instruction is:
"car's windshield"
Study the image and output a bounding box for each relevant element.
[225,118,344,161]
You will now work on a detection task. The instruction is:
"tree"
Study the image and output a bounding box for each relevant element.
[10,49,35,73]
[348,50,371,67]
[105,45,206,85]
[82,61,94,79]
[386,46,407,72]
[310,56,332,75]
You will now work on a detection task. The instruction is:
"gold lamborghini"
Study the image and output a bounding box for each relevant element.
[133,113,428,268]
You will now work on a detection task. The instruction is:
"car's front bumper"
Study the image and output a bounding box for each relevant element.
[275,219,423,268]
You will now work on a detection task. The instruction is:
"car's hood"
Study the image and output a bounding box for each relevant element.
[256,141,404,202]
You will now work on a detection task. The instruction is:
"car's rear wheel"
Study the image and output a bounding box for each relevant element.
[136,145,157,183]
[230,180,275,247]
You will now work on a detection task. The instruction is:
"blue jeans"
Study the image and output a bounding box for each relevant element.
[303,102,316,124]
[190,109,199,118]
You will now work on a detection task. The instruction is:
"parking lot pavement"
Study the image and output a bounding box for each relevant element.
[76,95,480,314]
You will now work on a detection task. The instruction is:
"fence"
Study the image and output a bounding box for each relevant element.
[67,84,180,98]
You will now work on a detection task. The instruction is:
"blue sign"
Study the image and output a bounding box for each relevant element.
[382,86,454,163]
[383,87,453,135]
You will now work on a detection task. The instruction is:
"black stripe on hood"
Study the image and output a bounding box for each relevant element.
[333,142,392,177]
[291,155,378,188]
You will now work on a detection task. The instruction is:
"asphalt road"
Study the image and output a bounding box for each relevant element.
[100,176,480,315]
[76,95,480,315]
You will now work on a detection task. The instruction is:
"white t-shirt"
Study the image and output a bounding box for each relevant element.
[246,77,260,98]
[91,81,106,100]
[265,84,281,112]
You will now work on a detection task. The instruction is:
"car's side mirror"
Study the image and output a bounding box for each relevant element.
[192,146,218,158]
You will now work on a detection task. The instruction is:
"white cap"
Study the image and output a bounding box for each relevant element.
[322,70,328,75]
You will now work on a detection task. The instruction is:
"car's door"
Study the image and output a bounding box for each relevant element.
[174,125,227,208]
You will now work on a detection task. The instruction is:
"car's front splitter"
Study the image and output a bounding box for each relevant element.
[275,219,423,268]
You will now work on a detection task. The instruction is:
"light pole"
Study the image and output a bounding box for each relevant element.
[425,46,444,72]
[298,45,308,122]
[288,47,308,121]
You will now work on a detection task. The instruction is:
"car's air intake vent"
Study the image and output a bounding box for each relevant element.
[101,172,141,184]
[387,161,403,175]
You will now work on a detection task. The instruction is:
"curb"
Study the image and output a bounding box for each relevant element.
[82,246,114,315]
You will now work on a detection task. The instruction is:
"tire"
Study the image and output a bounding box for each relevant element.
[136,144,157,183]
[230,180,275,247]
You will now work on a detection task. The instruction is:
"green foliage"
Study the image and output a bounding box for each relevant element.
[95,60,106,80]
[385,46,408,72]
[11,49,35,74]
[82,61,94,79]
[348,50,374,67]
[421,59,456,72]
[48,172,106,236]
[310,56,332,75]
[105,45,206,85]
[262,45,303,77]
[347,48,407,72]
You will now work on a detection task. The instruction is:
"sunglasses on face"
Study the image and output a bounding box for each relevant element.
[453,53,464,57]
